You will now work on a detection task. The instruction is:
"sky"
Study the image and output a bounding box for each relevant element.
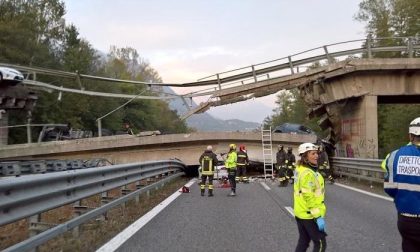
[64,0,366,123]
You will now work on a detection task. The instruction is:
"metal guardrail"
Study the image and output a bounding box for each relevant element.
[0,158,112,176]
[0,159,185,226]
[331,157,384,183]
[0,159,186,252]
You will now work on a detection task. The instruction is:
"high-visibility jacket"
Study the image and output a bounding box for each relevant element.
[237,150,248,166]
[199,150,218,175]
[225,151,237,170]
[293,164,326,219]
[382,143,420,214]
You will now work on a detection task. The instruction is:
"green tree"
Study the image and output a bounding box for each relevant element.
[264,89,323,136]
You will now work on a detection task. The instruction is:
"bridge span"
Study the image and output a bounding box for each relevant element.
[0,131,316,166]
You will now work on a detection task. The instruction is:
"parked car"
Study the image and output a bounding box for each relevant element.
[272,123,315,135]
[0,67,24,84]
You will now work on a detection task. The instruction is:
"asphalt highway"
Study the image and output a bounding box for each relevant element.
[112,179,401,252]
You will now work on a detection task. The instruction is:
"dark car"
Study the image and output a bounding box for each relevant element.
[272,123,315,135]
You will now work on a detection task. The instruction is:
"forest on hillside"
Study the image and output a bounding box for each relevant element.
[0,0,189,144]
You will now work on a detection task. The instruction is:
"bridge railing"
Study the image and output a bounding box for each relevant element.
[330,157,384,183]
[189,36,420,97]
[0,160,186,252]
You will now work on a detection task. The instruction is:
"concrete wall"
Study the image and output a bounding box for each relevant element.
[335,96,378,158]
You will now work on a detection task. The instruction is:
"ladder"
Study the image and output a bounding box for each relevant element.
[261,127,274,180]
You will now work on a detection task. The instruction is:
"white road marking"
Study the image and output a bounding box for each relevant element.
[96,179,196,252]
[285,206,295,217]
[334,182,393,202]
[260,181,271,190]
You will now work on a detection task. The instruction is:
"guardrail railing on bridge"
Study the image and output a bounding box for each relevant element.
[0,159,186,252]
[331,157,384,183]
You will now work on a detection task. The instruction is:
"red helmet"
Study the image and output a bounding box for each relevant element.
[239,144,246,151]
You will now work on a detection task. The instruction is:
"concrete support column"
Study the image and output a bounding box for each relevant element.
[338,96,378,158]
[0,110,8,146]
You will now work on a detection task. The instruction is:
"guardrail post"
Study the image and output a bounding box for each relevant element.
[135,181,142,203]
[100,191,110,221]
[121,185,132,210]
[28,214,41,252]
[26,112,32,144]
[323,46,334,64]
[72,200,84,237]
[251,65,257,83]
[216,74,221,90]
[366,34,373,59]
[407,37,414,58]
[97,119,102,137]
[288,56,295,74]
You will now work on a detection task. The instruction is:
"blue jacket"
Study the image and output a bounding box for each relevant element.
[382,144,420,214]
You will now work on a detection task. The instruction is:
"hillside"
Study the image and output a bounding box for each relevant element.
[163,87,260,132]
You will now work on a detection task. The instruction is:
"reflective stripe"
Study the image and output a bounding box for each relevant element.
[383,182,398,189]
[401,213,420,218]
[310,208,320,215]
[387,150,398,183]
[384,182,420,192]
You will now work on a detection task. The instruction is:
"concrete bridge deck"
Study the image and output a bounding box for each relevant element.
[0,132,316,166]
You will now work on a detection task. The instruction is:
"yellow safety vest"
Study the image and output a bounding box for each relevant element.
[225,151,237,170]
[201,156,215,175]
[293,164,326,219]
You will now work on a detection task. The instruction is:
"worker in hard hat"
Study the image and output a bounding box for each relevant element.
[199,145,219,197]
[225,144,238,196]
[285,147,296,184]
[318,145,334,184]
[294,142,327,252]
[382,117,420,251]
[236,144,249,183]
[276,145,287,186]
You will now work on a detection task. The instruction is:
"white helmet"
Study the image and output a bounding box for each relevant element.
[409,117,420,136]
[298,143,319,155]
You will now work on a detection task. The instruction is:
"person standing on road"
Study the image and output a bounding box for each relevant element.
[276,145,287,183]
[225,144,238,196]
[294,143,327,252]
[199,145,218,197]
[236,144,249,183]
[318,145,334,184]
[382,117,420,251]
[285,147,297,184]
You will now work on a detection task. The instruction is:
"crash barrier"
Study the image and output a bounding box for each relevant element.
[0,159,186,252]
[330,157,384,183]
[0,158,113,176]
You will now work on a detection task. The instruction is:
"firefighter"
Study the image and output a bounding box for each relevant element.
[276,145,287,186]
[285,147,296,184]
[318,145,334,184]
[236,144,249,183]
[198,145,218,197]
[382,117,420,251]
[294,142,327,252]
[225,144,238,196]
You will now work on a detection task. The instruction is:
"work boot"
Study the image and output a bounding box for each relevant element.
[201,189,205,196]
[208,190,213,197]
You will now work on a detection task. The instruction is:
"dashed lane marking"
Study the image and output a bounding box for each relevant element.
[334,182,393,202]
[96,179,196,252]
[285,206,294,217]
[260,181,271,190]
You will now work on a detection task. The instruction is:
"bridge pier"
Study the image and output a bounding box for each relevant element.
[335,95,378,158]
